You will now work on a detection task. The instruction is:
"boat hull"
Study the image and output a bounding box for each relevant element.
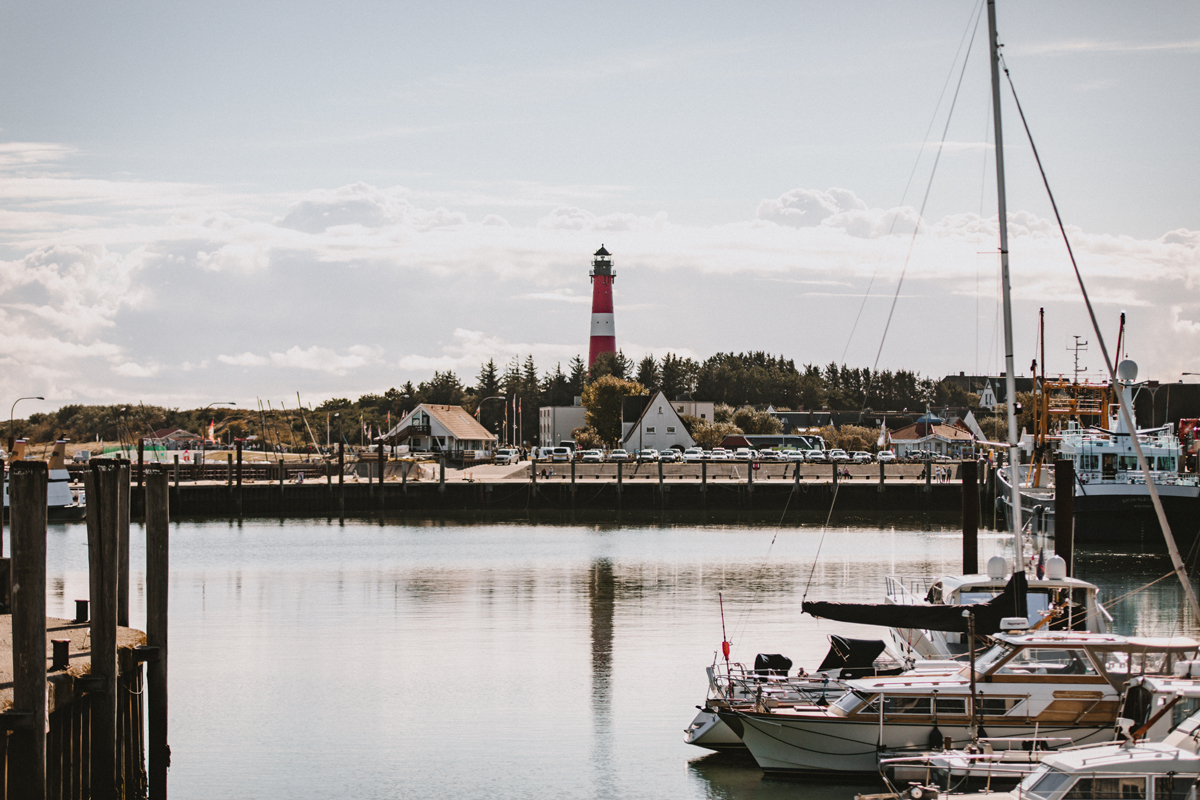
[721,712,1114,776]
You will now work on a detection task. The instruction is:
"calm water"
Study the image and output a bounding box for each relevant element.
[39,517,1200,800]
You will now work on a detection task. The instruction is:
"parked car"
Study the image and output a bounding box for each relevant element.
[608,449,630,462]
[805,449,828,463]
[682,448,704,461]
[658,449,679,463]
[495,448,521,465]
[877,450,897,463]
[581,449,604,463]
[709,448,731,461]
[636,448,659,463]
[828,449,850,462]
[783,449,806,462]
[852,451,874,464]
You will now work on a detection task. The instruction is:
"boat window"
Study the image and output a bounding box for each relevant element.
[975,642,1018,674]
[1119,456,1140,472]
[1080,455,1099,472]
[832,691,869,714]
[1027,591,1052,620]
[1157,457,1176,472]
[992,648,1098,676]
[883,696,931,715]
[1023,767,1074,800]
[977,696,1016,716]
[935,697,967,715]
[1063,776,1146,799]
[1154,774,1196,800]
[1174,697,1200,730]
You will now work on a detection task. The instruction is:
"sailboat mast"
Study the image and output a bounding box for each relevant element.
[987,0,1023,541]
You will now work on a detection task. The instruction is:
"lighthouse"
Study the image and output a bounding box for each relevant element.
[588,245,617,368]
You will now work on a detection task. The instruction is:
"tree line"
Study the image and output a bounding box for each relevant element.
[12,351,990,450]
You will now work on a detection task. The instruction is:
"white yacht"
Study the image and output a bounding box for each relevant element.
[721,631,1200,776]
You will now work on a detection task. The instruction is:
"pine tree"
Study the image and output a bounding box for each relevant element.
[567,355,587,397]
[635,355,660,391]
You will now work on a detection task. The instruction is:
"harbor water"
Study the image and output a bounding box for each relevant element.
[40,517,1200,800]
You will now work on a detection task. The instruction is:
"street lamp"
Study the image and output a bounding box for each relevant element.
[476,396,507,448]
[327,412,340,449]
[9,396,44,452]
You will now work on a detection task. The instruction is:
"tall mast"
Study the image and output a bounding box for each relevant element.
[987,0,1023,543]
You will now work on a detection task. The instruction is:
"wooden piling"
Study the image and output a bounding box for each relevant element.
[278,459,285,493]
[9,460,48,800]
[337,442,345,518]
[878,459,885,492]
[236,441,244,519]
[700,460,706,492]
[438,456,445,493]
[1055,459,1075,576]
[137,438,145,488]
[924,456,932,493]
[172,454,179,491]
[226,454,232,490]
[85,461,123,800]
[961,459,979,575]
[615,460,621,495]
[117,458,131,628]
[145,465,170,800]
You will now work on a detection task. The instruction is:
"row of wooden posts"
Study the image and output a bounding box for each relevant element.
[6,460,169,800]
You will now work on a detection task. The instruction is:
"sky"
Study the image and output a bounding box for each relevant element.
[1,0,1198,414]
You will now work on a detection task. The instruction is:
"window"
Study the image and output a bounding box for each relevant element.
[883,696,931,715]
[1063,777,1145,800]
[1156,774,1195,800]
[666,426,676,434]
[1024,769,1074,800]
[701,414,707,419]
[645,427,655,434]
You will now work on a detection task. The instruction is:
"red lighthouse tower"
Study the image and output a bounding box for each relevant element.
[587,245,616,368]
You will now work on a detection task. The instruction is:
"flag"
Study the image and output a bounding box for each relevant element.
[877,420,887,449]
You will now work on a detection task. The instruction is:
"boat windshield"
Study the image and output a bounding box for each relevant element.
[1062,776,1146,799]
[1021,767,1074,800]
[973,642,1017,674]
[831,690,874,715]
[988,647,1099,676]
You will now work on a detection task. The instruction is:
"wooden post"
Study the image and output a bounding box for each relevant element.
[831,461,838,486]
[657,458,663,492]
[570,457,576,495]
[924,456,932,493]
[1055,459,1075,576]
[438,455,445,494]
[278,458,285,493]
[615,459,621,495]
[962,459,979,575]
[10,460,48,800]
[226,454,232,490]
[337,442,345,517]
[117,459,131,628]
[531,457,538,490]
[377,444,385,487]
[145,465,170,800]
[878,458,886,493]
[85,461,123,800]
[701,459,706,493]
[172,454,179,490]
[235,441,243,519]
[137,437,145,488]
[748,457,754,493]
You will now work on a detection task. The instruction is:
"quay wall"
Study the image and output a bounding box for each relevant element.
[127,477,993,521]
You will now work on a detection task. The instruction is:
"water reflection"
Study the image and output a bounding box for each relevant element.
[35,519,1200,800]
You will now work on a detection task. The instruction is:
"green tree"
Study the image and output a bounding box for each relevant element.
[690,420,743,449]
[567,355,587,397]
[635,355,660,390]
[582,375,645,444]
[732,406,782,435]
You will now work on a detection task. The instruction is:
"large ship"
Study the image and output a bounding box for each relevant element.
[1000,359,1200,549]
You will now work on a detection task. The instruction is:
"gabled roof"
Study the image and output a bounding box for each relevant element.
[594,245,610,256]
[421,404,497,442]
[890,421,975,442]
[622,390,695,448]
[153,427,200,440]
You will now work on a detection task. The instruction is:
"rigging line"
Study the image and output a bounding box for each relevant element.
[840,0,986,366]
[872,6,984,375]
[1001,57,1200,622]
[801,479,841,603]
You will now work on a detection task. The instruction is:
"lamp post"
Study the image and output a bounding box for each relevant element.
[326,412,340,450]
[9,395,44,452]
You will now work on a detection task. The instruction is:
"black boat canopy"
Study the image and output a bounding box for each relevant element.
[802,571,1028,636]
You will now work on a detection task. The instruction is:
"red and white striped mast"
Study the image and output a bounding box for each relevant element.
[587,245,617,368]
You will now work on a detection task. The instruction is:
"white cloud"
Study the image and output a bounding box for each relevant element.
[756,187,866,229]
[218,352,269,367]
[1171,307,1200,337]
[113,361,158,377]
[269,345,382,374]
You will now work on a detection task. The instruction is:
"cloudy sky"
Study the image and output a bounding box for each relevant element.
[1,0,1197,413]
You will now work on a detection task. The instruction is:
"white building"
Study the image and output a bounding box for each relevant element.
[381,404,497,457]
[669,399,715,422]
[621,390,696,452]
[539,401,587,447]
